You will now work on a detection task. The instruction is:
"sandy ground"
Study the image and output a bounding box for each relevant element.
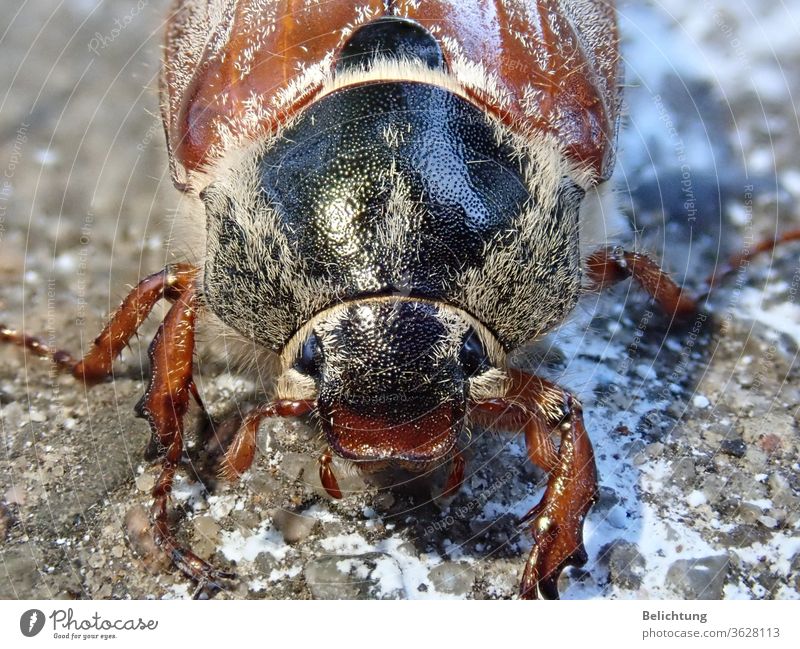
[0,0,798,600]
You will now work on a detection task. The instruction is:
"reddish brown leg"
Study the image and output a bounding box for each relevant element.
[319,449,343,499]
[1,263,198,383]
[3,264,226,590]
[587,230,800,316]
[134,277,235,591]
[518,396,596,599]
[472,370,565,472]
[472,369,597,600]
[586,246,697,320]
[0,326,76,371]
[472,393,559,473]
[703,227,800,294]
[441,450,466,499]
[219,400,315,480]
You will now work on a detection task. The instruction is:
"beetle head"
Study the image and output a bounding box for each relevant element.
[278,299,506,464]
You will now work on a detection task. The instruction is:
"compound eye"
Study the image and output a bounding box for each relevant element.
[294,333,323,378]
[459,328,490,377]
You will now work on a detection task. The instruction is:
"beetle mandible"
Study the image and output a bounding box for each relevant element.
[3,0,756,599]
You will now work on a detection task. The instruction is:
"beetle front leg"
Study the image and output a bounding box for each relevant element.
[219,400,315,480]
[473,370,597,599]
[517,395,597,599]
[135,278,233,591]
[319,448,343,499]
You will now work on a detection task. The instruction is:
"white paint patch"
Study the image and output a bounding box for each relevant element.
[220,523,291,563]
[319,533,459,600]
[736,287,800,345]
[687,490,707,507]
[732,534,800,578]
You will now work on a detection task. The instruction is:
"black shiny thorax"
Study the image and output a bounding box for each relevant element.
[204,79,583,352]
[257,81,532,300]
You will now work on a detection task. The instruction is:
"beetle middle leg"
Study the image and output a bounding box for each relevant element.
[702,227,800,295]
[1,263,200,385]
[585,246,697,319]
[1,263,232,590]
[472,369,597,599]
[587,229,800,319]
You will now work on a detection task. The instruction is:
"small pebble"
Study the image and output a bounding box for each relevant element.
[305,553,403,600]
[192,516,221,559]
[87,553,105,569]
[757,515,778,529]
[602,540,646,591]
[738,502,764,525]
[272,509,318,544]
[124,506,169,573]
[4,486,26,506]
[193,516,221,540]
[0,502,12,540]
[428,562,476,596]
[665,555,730,599]
[1,403,25,430]
[670,457,696,485]
[720,439,747,458]
[135,473,155,493]
[692,395,710,409]
[373,492,396,512]
[636,364,657,380]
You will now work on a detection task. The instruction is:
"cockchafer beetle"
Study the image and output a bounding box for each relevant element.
[2,0,799,599]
